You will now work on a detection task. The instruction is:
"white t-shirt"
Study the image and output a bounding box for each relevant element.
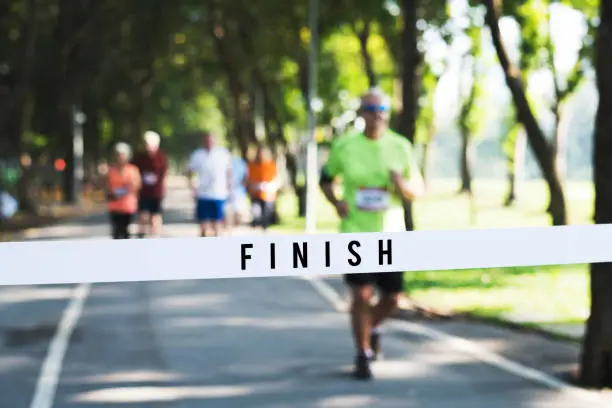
[188,147,232,200]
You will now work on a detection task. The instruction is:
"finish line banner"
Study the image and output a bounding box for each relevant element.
[1,224,612,286]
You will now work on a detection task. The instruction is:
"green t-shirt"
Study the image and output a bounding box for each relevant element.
[323,129,419,233]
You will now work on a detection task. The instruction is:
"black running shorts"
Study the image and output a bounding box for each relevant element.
[343,272,405,294]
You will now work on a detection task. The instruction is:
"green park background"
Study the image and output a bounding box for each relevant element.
[2,0,612,385]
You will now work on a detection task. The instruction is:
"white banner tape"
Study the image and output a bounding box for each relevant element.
[1,224,611,287]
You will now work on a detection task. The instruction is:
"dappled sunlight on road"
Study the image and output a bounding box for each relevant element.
[156,293,231,310]
[63,369,185,385]
[160,312,346,331]
[0,286,75,304]
[0,354,38,374]
[69,384,256,404]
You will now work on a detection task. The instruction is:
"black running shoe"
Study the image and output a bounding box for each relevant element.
[371,331,381,361]
[353,353,373,380]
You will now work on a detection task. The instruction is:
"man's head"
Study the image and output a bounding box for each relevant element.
[255,145,269,162]
[144,131,161,153]
[358,87,391,138]
[202,130,215,150]
[115,142,132,165]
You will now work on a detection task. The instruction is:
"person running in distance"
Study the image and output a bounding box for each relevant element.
[226,151,249,229]
[247,146,279,231]
[186,131,232,237]
[106,143,141,239]
[319,87,424,380]
[132,131,168,238]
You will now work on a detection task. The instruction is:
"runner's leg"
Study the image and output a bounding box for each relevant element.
[261,200,274,231]
[211,199,225,236]
[344,273,376,380]
[124,212,134,239]
[251,198,262,228]
[150,198,163,237]
[225,198,235,229]
[113,212,131,239]
[196,198,208,237]
[110,212,121,239]
[235,196,246,226]
[369,272,404,360]
[137,198,149,238]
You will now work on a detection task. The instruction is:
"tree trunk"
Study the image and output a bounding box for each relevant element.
[420,142,429,190]
[578,0,612,389]
[504,128,526,207]
[552,103,569,183]
[83,95,101,167]
[457,53,477,195]
[546,104,568,213]
[56,96,76,204]
[355,20,377,87]
[398,0,420,232]
[209,14,253,152]
[483,0,567,226]
[16,92,39,214]
[459,128,474,193]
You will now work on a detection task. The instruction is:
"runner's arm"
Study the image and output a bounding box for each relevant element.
[104,173,116,201]
[161,154,169,189]
[319,168,339,206]
[242,165,249,188]
[391,143,424,201]
[319,141,343,207]
[185,153,197,192]
[130,166,142,193]
[226,160,233,196]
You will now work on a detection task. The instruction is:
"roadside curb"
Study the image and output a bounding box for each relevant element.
[0,204,106,242]
[395,296,584,344]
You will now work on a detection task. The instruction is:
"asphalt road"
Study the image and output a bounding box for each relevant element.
[1,181,610,407]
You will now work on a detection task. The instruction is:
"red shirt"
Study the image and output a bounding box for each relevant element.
[132,150,168,199]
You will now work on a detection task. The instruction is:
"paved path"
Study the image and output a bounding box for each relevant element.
[1,182,610,407]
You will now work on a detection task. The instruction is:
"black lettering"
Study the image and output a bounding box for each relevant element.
[325,241,331,267]
[348,241,361,266]
[241,244,253,270]
[293,242,308,268]
[379,239,392,266]
[270,243,276,270]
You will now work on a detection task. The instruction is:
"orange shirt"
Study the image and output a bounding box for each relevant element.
[107,164,139,214]
[247,160,278,201]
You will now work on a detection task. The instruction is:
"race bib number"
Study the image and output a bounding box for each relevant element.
[143,172,158,185]
[355,188,389,211]
[114,187,128,198]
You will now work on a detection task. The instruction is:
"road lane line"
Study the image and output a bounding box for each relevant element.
[302,276,604,405]
[29,283,91,408]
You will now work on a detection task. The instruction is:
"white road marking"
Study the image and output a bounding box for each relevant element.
[29,283,91,408]
[302,276,605,405]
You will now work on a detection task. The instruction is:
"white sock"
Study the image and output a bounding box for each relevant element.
[363,349,374,358]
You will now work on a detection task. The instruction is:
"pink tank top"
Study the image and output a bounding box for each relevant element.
[107,164,138,214]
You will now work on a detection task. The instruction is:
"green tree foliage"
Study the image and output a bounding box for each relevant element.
[0,0,598,216]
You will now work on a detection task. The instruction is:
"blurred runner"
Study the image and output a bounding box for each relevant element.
[132,131,168,238]
[186,131,232,237]
[226,152,249,228]
[247,146,279,231]
[106,143,141,239]
[319,87,424,380]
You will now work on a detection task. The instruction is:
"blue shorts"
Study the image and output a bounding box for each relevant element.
[196,198,225,222]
